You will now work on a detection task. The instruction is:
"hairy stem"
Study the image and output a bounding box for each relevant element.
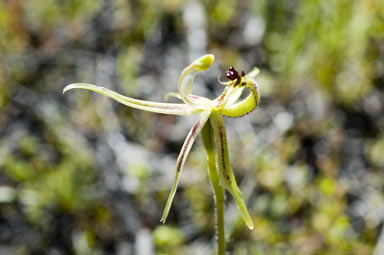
[201,120,225,255]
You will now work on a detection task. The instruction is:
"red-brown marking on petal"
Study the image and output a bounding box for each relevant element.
[218,128,231,184]
[176,120,201,172]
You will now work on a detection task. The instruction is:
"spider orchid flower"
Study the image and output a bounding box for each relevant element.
[63,54,259,230]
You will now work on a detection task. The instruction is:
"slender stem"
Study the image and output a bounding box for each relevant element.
[201,120,225,255]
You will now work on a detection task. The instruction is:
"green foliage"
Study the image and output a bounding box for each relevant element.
[153,225,185,254]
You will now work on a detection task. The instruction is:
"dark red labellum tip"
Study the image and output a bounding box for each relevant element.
[225,66,241,81]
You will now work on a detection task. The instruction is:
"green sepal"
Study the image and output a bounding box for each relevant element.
[209,113,254,230]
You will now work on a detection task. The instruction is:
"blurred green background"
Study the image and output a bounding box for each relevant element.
[1,0,384,254]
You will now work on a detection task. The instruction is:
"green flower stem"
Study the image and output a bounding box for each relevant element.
[201,120,225,255]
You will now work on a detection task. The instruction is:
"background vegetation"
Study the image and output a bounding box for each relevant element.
[1,0,384,254]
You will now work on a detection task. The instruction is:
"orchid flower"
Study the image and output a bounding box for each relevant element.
[63,54,260,230]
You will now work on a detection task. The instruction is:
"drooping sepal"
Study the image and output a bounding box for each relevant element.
[160,110,211,223]
[210,113,254,229]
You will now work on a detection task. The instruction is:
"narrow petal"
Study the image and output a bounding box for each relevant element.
[164,92,183,101]
[226,87,245,106]
[64,83,203,115]
[246,67,260,78]
[185,95,212,107]
[161,110,211,223]
[211,85,236,109]
[164,92,211,108]
[210,113,254,229]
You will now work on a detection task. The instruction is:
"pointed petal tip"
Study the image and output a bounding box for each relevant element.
[164,92,182,101]
[247,67,260,78]
[161,204,171,224]
[217,75,231,86]
[63,84,73,94]
[63,83,85,94]
[246,221,254,230]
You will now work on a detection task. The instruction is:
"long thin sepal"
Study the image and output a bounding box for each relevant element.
[160,110,211,223]
[210,113,254,230]
[63,83,203,115]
